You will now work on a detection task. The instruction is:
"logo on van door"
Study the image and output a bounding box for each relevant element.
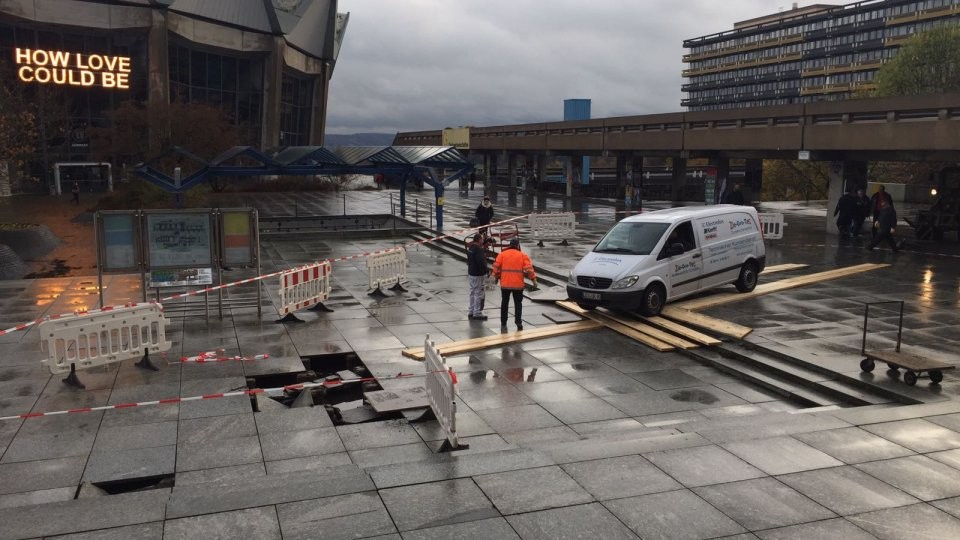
[729,217,754,233]
[673,261,698,276]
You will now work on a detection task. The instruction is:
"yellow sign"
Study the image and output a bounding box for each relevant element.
[442,127,470,150]
[15,48,131,89]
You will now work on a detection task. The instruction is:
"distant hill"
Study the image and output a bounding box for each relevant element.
[324,133,395,148]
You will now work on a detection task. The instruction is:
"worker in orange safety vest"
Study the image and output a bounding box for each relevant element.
[491,237,537,331]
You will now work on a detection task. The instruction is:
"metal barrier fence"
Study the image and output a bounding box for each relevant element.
[423,334,460,451]
[278,262,332,316]
[367,248,408,294]
[38,302,171,377]
[758,213,786,240]
[529,212,576,246]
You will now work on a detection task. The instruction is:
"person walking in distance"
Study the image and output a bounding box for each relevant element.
[71,182,80,204]
[723,183,745,205]
[475,195,494,235]
[834,189,857,238]
[492,237,537,331]
[867,197,900,252]
[852,187,871,238]
[466,233,488,320]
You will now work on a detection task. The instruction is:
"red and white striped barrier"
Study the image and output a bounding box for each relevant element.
[529,212,576,246]
[758,213,786,240]
[177,349,270,363]
[424,334,461,451]
[367,248,409,292]
[278,262,332,316]
[37,302,171,375]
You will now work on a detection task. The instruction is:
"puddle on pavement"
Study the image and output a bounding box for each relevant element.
[669,389,720,405]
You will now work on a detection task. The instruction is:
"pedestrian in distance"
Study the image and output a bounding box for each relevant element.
[469,172,476,191]
[869,184,894,222]
[466,233,488,320]
[834,189,857,238]
[867,197,900,252]
[723,183,745,205]
[492,237,537,331]
[852,187,871,238]
[624,184,634,207]
[71,182,80,204]
[475,195,494,235]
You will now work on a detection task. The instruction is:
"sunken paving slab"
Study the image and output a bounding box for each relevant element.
[0,488,169,540]
[604,488,747,539]
[259,426,346,461]
[367,448,554,489]
[540,431,710,464]
[847,502,960,539]
[694,477,837,531]
[163,506,281,540]
[643,444,766,487]
[720,436,844,475]
[0,486,75,511]
[473,465,594,514]
[860,418,960,453]
[793,427,916,464]
[855,455,960,501]
[399,517,520,540]
[165,467,374,519]
[505,503,638,540]
[378,478,500,532]
[253,406,335,433]
[0,456,85,496]
[83,445,176,483]
[335,419,423,451]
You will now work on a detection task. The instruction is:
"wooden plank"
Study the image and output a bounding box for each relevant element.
[674,263,889,311]
[645,316,723,346]
[660,307,753,339]
[556,301,679,351]
[401,320,603,360]
[764,263,809,274]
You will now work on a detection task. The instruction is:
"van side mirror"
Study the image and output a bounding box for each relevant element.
[668,242,685,256]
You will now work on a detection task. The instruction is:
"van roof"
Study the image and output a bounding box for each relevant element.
[621,205,754,223]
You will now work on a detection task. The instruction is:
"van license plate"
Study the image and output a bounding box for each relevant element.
[583,292,601,300]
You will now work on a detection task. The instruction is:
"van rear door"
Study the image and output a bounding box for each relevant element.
[660,221,702,298]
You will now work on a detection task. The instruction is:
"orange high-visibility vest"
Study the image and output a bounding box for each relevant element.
[492,248,535,290]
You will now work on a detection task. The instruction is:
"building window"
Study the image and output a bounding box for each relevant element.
[280,71,314,146]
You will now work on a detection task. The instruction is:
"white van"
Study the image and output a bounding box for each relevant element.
[567,205,766,316]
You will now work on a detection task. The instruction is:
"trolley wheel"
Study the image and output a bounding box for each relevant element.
[904,371,918,386]
[886,363,899,371]
[860,358,875,373]
[930,370,944,384]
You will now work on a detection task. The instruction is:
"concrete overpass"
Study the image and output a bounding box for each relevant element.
[395,93,960,232]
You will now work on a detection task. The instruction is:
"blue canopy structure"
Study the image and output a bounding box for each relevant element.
[133,145,473,230]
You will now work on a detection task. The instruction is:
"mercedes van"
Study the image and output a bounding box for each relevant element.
[567,205,766,316]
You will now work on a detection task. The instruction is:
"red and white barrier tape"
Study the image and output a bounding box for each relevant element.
[0,368,457,422]
[0,302,158,338]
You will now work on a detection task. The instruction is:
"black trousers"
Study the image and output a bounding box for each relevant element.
[500,288,523,326]
[868,229,899,251]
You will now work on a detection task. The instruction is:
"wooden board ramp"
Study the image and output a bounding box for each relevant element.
[659,307,753,340]
[673,263,889,312]
[557,301,684,351]
[644,316,723,346]
[401,320,602,360]
[763,263,809,274]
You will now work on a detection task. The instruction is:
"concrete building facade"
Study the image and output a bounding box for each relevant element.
[683,0,960,110]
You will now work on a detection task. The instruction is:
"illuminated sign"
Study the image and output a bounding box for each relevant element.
[442,127,470,150]
[14,48,131,89]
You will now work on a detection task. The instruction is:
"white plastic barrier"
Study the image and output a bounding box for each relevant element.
[423,334,459,450]
[529,212,576,246]
[367,248,408,291]
[38,303,171,375]
[278,262,332,316]
[758,213,786,240]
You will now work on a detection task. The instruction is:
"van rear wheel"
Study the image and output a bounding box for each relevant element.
[639,283,665,316]
[735,261,759,293]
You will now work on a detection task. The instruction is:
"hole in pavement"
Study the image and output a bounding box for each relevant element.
[247,352,394,425]
[91,474,175,495]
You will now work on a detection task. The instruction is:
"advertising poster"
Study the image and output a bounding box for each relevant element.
[146,213,212,269]
[221,211,253,266]
[101,213,137,271]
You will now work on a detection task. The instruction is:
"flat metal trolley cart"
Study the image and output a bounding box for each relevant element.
[859,301,954,385]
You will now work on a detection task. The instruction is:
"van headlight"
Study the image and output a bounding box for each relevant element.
[611,275,639,289]
[568,271,576,285]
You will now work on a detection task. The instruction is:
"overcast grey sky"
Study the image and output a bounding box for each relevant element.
[326,0,823,134]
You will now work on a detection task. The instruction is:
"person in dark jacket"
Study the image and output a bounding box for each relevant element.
[867,197,899,252]
[466,233,488,320]
[834,190,857,238]
[852,187,871,238]
[869,185,894,222]
[723,184,745,205]
[475,195,494,235]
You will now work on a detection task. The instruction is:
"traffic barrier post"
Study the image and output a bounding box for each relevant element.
[423,334,465,452]
[366,248,409,297]
[529,212,576,247]
[758,213,786,240]
[37,302,171,388]
[277,262,333,322]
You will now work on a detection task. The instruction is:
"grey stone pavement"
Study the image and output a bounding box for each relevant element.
[2,185,960,538]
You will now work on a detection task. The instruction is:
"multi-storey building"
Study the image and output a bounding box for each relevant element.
[682,0,960,110]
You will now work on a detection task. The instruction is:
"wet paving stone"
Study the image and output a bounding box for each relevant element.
[336,419,423,451]
[260,426,346,461]
[778,465,918,515]
[847,502,960,539]
[474,465,593,514]
[400,517,520,540]
[794,427,916,464]
[517,380,597,403]
[539,397,629,424]
[276,492,397,540]
[605,488,747,539]
[164,506,281,540]
[476,404,564,433]
[506,503,637,540]
[694,477,836,531]
[855,455,960,501]
[862,418,960,453]
[631,369,708,390]
[561,455,682,501]
[644,444,766,487]
[754,517,878,539]
[721,436,844,475]
[378,478,500,532]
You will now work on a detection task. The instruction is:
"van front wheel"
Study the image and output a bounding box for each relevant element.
[639,283,666,316]
[735,261,759,293]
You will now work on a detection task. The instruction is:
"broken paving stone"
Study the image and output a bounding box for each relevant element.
[365,386,430,413]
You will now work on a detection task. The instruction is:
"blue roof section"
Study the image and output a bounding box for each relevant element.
[273,146,344,166]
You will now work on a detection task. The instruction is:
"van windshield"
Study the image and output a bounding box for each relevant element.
[593,222,669,255]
